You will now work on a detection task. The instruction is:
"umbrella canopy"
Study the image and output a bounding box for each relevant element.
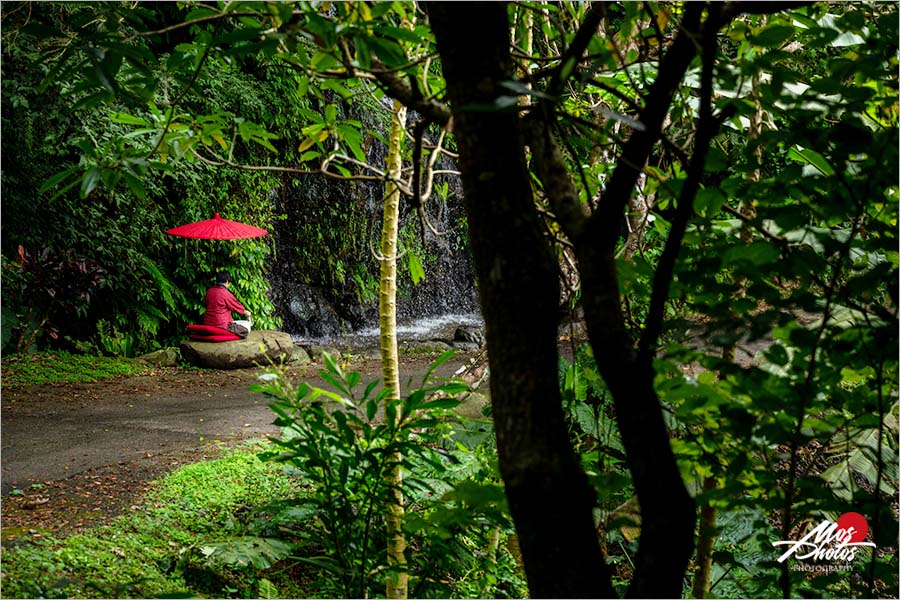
[166,213,268,240]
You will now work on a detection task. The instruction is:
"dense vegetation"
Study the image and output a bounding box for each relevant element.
[1,1,467,354]
[1,2,896,599]
[1,443,326,598]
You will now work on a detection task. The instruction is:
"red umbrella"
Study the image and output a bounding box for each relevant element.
[166,213,268,239]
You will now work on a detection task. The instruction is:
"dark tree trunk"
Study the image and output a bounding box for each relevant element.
[427,3,616,598]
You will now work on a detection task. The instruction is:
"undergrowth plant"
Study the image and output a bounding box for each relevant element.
[194,352,526,598]
[0,443,302,599]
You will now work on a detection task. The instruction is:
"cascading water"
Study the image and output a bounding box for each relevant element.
[266,104,479,344]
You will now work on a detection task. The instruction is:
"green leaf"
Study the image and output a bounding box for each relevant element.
[290,555,345,575]
[786,145,835,176]
[379,26,425,44]
[72,91,113,111]
[109,112,152,126]
[318,371,350,398]
[417,397,461,411]
[347,371,360,389]
[408,251,425,285]
[297,75,309,97]
[722,241,780,266]
[122,172,146,200]
[559,56,577,81]
[321,351,342,378]
[325,103,337,124]
[751,24,796,48]
[184,6,217,21]
[423,350,457,383]
[764,344,790,367]
[80,167,101,198]
[443,480,509,511]
[201,537,294,570]
[694,187,727,217]
[38,166,80,194]
[362,379,380,401]
[367,36,405,65]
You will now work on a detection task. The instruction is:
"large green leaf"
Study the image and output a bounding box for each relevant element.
[200,537,294,570]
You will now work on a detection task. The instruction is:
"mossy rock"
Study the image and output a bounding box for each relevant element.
[137,347,180,368]
[399,340,453,355]
[455,391,491,420]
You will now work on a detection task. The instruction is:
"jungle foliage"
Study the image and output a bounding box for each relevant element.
[0,1,897,599]
[1,2,449,354]
[249,354,524,598]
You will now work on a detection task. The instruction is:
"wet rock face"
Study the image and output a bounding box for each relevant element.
[266,123,477,339]
[280,284,343,338]
[180,330,295,369]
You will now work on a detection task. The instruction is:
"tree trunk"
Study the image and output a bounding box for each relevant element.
[381,98,408,600]
[427,4,616,598]
[692,476,718,598]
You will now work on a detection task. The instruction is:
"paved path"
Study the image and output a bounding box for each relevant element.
[1,356,468,495]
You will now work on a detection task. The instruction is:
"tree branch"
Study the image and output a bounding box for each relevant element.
[191,147,412,196]
[146,35,215,159]
[369,57,452,127]
[523,116,590,242]
[586,1,705,252]
[546,3,606,100]
[637,5,726,366]
[129,10,261,38]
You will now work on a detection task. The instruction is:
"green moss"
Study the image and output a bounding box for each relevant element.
[0,442,306,599]
[1,351,149,388]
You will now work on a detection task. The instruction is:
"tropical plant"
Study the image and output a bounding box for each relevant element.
[2,245,104,354]
[235,352,522,598]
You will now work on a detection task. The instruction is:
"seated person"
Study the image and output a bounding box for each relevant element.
[203,271,252,330]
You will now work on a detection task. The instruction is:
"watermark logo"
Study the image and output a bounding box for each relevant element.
[773,512,876,566]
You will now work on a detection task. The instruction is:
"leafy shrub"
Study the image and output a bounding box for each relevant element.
[189,352,527,598]
[1,246,104,354]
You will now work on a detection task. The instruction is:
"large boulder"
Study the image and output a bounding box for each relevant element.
[180,330,295,370]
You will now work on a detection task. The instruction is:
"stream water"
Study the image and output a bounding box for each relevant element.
[291,311,483,348]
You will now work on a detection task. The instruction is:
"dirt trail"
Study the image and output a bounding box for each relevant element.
[0,355,472,536]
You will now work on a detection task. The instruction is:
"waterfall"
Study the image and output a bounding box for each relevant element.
[267,113,478,341]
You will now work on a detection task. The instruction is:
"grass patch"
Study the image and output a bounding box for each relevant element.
[0,351,150,388]
[0,441,307,599]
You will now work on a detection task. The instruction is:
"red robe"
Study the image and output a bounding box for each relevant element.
[202,285,246,329]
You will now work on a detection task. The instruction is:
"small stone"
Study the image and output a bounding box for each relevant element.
[136,348,179,368]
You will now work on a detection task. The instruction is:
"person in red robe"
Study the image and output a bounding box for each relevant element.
[202,271,251,329]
